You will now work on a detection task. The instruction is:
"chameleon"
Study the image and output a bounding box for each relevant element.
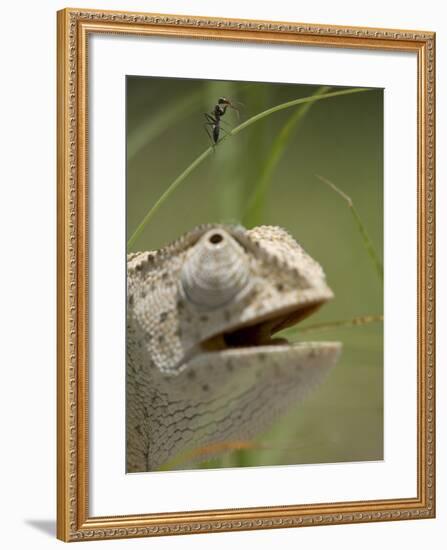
[126,224,341,473]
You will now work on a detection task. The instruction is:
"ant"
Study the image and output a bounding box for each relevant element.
[204,97,240,147]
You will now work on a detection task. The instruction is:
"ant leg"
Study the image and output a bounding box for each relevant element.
[230,107,240,121]
[204,113,216,124]
[228,99,244,119]
[218,125,233,138]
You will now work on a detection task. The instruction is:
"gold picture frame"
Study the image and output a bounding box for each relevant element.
[57,7,436,542]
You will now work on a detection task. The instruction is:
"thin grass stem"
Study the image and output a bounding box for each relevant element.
[284,314,384,336]
[316,174,383,282]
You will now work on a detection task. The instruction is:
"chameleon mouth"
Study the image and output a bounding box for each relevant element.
[200,299,325,353]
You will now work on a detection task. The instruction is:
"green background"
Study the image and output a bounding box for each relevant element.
[126,77,383,470]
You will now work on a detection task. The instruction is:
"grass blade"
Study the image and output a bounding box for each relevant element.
[243,85,331,227]
[316,174,383,282]
[281,314,384,337]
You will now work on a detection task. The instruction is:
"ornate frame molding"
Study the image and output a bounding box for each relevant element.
[57,7,435,542]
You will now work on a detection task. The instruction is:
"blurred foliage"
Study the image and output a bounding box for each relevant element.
[126,76,384,470]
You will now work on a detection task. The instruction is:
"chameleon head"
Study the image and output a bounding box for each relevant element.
[127,224,341,376]
[126,224,341,470]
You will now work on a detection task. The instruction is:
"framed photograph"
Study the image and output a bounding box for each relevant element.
[57,7,436,542]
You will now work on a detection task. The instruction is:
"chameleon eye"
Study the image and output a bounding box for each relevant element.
[180,229,250,309]
[208,232,223,245]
